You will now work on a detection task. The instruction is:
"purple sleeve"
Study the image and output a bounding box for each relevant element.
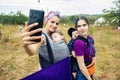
[73,40,85,56]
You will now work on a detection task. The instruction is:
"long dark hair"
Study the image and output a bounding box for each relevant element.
[75,16,89,29]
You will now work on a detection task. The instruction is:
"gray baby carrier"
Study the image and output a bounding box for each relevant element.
[38,32,70,68]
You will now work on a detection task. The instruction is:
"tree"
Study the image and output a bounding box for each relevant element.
[69,15,77,23]
[0,11,28,24]
[102,0,120,26]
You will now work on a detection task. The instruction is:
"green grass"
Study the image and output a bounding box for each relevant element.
[0,24,120,80]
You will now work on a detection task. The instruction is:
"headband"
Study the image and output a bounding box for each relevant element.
[45,11,60,23]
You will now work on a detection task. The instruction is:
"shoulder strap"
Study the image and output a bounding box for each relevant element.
[42,33,54,64]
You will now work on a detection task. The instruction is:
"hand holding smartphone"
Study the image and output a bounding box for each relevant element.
[28,9,44,42]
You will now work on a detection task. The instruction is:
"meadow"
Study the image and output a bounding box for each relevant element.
[0,24,120,80]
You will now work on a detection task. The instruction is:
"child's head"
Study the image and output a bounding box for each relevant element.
[68,27,79,39]
[51,30,65,42]
[72,30,79,39]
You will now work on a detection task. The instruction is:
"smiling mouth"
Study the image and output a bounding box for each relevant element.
[81,31,85,33]
[52,27,57,30]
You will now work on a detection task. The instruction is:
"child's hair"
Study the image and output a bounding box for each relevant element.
[51,30,67,43]
[68,27,76,38]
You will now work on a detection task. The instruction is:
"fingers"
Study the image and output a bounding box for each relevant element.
[22,41,36,47]
[22,22,38,32]
[22,35,44,47]
[40,35,45,44]
[28,28,42,36]
[21,22,42,38]
[22,36,31,41]
[22,36,42,41]
[25,21,28,28]
[21,28,42,38]
[21,22,43,47]
[22,21,28,32]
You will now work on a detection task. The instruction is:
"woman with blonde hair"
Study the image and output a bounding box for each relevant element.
[21,11,69,69]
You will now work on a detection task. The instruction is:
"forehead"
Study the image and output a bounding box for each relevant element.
[77,20,87,24]
[49,16,60,22]
[72,31,78,34]
[52,32,60,36]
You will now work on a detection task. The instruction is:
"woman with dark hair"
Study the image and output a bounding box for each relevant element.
[73,16,96,80]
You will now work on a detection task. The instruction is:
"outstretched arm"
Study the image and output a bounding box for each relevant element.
[21,22,45,56]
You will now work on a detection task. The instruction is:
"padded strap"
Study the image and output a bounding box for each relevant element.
[42,33,54,64]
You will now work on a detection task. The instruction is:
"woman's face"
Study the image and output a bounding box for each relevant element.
[77,20,88,37]
[46,16,60,32]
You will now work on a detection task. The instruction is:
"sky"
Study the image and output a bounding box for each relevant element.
[0,0,114,16]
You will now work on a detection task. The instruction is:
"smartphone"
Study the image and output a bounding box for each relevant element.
[28,9,44,42]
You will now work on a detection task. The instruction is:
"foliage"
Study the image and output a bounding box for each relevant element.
[87,15,101,24]
[0,10,101,26]
[0,11,28,25]
[61,14,100,25]
[102,0,120,26]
